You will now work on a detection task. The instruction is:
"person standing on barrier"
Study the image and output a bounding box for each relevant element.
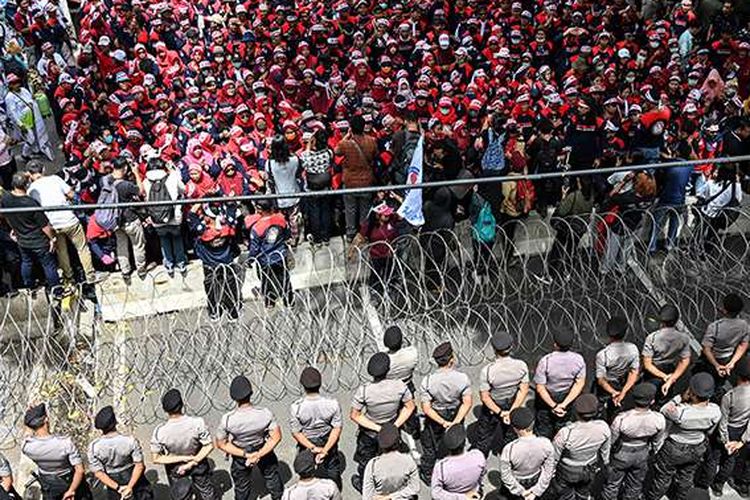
[534,330,587,439]
[22,404,92,500]
[600,383,666,500]
[696,356,750,496]
[594,317,640,421]
[88,406,153,500]
[642,304,693,404]
[350,352,416,493]
[215,375,283,500]
[151,389,216,500]
[644,373,722,500]
[246,199,294,310]
[548,394,611,500]
[499,408,556,500]
[430,424,485,499]
[0,452,19,500]
[474,331,530,457]
[418,341,473,484]
[281,450,341,500]
[362,423,420,500]
[384,325,421,444]
[289,367,343,490]
[698,293,749,403]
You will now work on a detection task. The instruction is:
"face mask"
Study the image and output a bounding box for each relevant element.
[440,107,450,115]
[649,41,659,49]
[626,75,635,83]
[688,78,698,86]
[103,135,114,144]
[439,41,449,50]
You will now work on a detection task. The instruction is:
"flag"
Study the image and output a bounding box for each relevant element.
[397,136,425,227]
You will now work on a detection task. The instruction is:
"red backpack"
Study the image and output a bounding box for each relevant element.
[516,179,536,214]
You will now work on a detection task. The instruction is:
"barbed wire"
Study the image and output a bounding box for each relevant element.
[0,207,748,449]
[1,155,749,214]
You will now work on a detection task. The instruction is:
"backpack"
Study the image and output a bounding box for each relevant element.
[473,201,496,243]
[94,178,121,231]
[394,131,420,184]
[515,179,536,214]
[481,129,506,173]
[147,177,174,224]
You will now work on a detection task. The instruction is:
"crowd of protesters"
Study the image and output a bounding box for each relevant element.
[3,299,750,500]
[0,0,749,310]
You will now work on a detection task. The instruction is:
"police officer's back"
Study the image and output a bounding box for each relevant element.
[430,425,485,499]
[594,317,640,420]
[384,326,419,389]
[281,450,341,500]
[600,383,666,500]
[476,332,530,457]
[362,424,419,500]
[22,404,92,500]
[88,406,152,500]
[215,375,283,500]
[642,304,693,401]
[0,452,18,500]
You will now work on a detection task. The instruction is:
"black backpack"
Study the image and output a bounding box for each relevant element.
[147,177,173,224]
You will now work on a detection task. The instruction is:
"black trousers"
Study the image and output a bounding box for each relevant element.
[534,391,570,439]
[257,262,293,308]
[696,426,745,490]
[297,436,342,490]
[106,468,153,500]
[203,263,241,319]
[600,446,650,500]
[419,408,459,483]
[548,462,600,500]
[38,471,93,500]
[165,461,216,500]
[354,430,379,480]
[499,476,538,500]
[473,398,513,457]
[230,452,283,500]
[368,256,394,298]
[645,439,707,500]
[305,197,332,243]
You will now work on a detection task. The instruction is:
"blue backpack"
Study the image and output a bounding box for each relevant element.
[481,129,506,173]
[473,202,496,243]
[94,177,121,231]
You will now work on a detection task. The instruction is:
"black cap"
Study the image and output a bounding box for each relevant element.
[735,356,750,380]
[689,373,715,399]
[685,487,710,500]
[230,376,253,401]
[433,341,453,365]
[293,449,317,478]
[491,332,512,352]
[254,198,274,211]
[574,393,598,416]
[377,422,400,449]
[442,425,466,451]
[553,329,574,349]
[161,388,183,413]
[300,367,322,390]
[659,304,679,323]
[367,352,390,378]
[631,383,657,407]
[510,407,534,430]
[606,317,628,339]
[24,404,47,429]
[723,293,744,315]
[383,326,403,350]
[94,405,117,432]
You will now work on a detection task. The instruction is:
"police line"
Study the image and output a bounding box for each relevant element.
[1,154,749,214]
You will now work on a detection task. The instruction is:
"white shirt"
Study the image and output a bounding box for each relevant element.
[698,180,743,218]
[28,175,78,229]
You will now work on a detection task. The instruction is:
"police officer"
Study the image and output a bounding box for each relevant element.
[699,293,749,402]
[0,452,18,500]
[642,304,693,402]
[594,316,640,421]
[475,331,530,457]
[418,341,472,484]
[697,356,750,495]
[289,367,343,489]
[150,389,216,500]
[430,425,485,499]
[22,404,92,500]
[88,406,153,500]
[498,408,556,500]
[281,450,341,500]
[215,375,283,500]
[549,394,611,500]
[350,352,416,492]
[600,383,666,500]
[362,423,419,499]
[645,373,722,500]
[384,325,420,443]
[533,330,587,438]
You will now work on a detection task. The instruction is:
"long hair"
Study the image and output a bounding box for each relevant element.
[270,135,290,163]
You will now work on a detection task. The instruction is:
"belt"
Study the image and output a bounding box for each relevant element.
[561,457,597,467]
[105,464,135,475]
[37,469,73,479]
[516,471,540,482]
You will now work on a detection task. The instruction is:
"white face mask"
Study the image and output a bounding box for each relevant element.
[439,40,449,50]
[649,41,660,49]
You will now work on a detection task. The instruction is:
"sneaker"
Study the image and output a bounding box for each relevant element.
[87,271,109,285]
[208,312,221,322]
[122,272,132,286]
[711,484,724,497]
[165,267,175,279]
[176,263,188,277]
[729,479,750,497]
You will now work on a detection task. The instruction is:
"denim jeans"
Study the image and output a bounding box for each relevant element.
[156,225,186,270]
[648,204,685,254]
[20,245,61,296]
